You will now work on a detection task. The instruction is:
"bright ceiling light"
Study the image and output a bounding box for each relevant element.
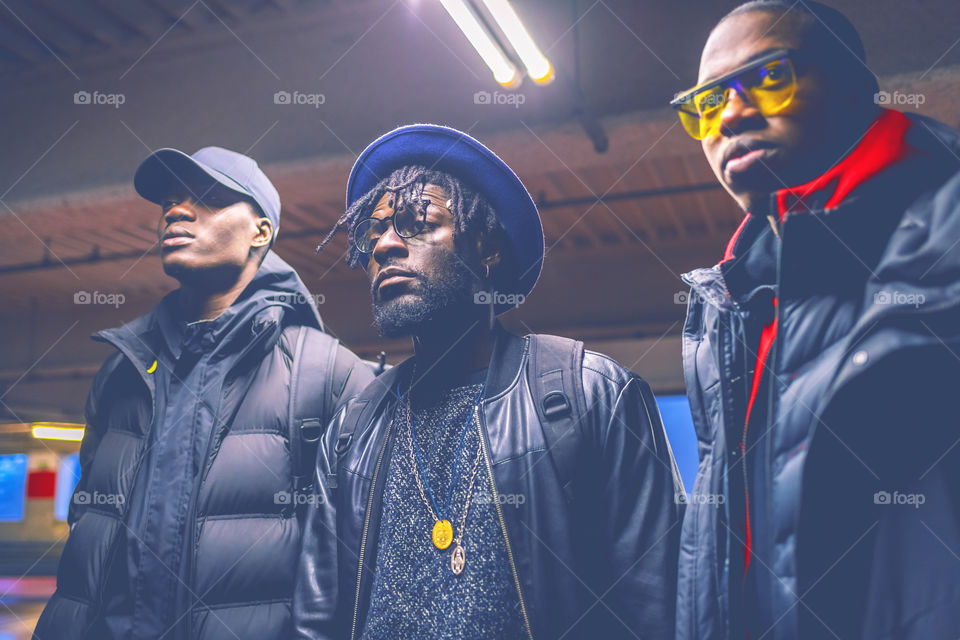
[439,0,520,87]
[480,0,554,84]
[31,423,85,441]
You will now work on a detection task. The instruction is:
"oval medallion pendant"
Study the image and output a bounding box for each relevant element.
[451,544,466,575]
[432,519,453,549]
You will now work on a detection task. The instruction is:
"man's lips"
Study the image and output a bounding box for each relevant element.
[162,236,193,247]
[161,227,194,248]
[380,274,413,287]
[722,141,775,174]
[725,148,767,174]
[375,268,417,291]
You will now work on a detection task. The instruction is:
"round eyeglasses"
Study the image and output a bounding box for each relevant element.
[352,200,429,254]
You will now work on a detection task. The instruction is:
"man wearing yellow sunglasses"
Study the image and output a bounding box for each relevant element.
[673,2,960,640]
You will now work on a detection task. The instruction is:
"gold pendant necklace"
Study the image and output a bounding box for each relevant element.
[432,519,453,549]
[404,368,486,573]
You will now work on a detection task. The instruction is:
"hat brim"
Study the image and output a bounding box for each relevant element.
[134,148,254,206]
[346,124,544,315]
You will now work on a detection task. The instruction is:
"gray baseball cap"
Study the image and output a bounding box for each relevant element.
[134,146,281,234]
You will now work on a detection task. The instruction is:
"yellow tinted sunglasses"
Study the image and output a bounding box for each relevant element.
[671,49,798,141]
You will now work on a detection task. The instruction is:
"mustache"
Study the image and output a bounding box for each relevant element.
[371,266,422,297]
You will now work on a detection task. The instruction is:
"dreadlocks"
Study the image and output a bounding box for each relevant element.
[317,165,508,270]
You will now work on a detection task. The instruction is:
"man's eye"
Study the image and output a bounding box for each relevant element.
[759,63,788,86]
[161,199,181,209]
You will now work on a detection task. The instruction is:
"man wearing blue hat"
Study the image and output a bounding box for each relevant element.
[294,124,683,639]
[36,147,373,640]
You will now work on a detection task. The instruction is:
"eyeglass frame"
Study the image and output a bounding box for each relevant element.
[351,198,435,254]
[670,47,800,119]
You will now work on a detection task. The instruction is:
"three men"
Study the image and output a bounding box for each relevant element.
[36,147,373,640]
[294,124,684,639]
[671,2,960,638]
[36,2,960,638]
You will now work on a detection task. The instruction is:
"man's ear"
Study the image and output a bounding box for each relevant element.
[252,217,273,248]
[476,234,501,277]
[476,232,502,267]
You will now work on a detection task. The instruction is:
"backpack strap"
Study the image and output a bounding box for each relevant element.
[325,362,404,490]
[526,334,585,502]
[288,326,339,500]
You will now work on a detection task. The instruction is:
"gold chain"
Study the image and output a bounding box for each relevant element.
[404,382,440,522]
[403,365,485,550]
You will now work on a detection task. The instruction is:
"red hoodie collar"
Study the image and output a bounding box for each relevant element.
[721,108,912,262]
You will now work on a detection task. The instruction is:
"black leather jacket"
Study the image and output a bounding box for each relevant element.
[294,325,684,639]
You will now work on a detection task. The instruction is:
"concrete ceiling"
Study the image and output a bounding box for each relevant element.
[1,0,959,422]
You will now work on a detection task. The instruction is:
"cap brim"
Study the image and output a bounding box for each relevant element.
[346,125,544,315]
[134,148,254,206]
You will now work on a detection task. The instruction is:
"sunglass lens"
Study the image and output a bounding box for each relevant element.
[677,109,704,140]
[748,59,796,115]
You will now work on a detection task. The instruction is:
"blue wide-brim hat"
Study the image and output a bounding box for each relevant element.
[346,124,544,315]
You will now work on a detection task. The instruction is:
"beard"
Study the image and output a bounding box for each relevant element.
[371,248,479,338]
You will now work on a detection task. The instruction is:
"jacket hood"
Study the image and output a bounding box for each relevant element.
[95,251,324,368]
[228,250,324,333]
[867,113,960,313]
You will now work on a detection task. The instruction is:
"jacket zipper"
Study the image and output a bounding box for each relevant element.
[182,329,272,639]
[474,405,534,639]
[742,213,783,629]
[182,359,213,640]
[350,416,394,640]
[739,212,783,618]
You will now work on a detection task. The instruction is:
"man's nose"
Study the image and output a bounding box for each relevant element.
[163,198,198,224]
[372,221,408,265]
[719,87,763,135]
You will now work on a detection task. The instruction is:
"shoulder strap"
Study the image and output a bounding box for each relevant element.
[325,362,404,489]
[526,334,585,502]
[334,362,402,458]
[288,326,339,496]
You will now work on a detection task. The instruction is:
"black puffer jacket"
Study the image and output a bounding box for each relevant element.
[676,110,960,640]
[35,252,374,640]
[293,325,684,639]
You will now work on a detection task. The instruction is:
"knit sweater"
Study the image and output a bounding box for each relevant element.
[360,370,526,639]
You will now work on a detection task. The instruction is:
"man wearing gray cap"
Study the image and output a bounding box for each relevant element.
[35,146,373,640]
